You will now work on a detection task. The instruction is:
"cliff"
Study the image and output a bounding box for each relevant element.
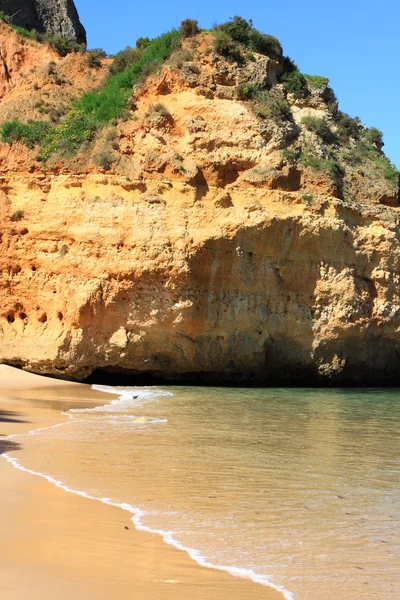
[0,18,399,384]
[0,0,86,44]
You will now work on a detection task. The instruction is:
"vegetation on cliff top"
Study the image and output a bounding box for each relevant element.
[0,14,397,197]
[1,28,181,158]
[213,15,282,63]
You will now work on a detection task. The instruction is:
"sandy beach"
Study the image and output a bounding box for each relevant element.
[0,366,284,600]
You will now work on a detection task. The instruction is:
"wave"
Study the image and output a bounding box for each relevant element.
[69,385,172,414]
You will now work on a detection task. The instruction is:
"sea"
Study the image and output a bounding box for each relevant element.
[5,385,400,599]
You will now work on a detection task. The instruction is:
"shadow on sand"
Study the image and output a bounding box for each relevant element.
[0,410,25,453]
[0,410,28,424]
[0,438,21,453]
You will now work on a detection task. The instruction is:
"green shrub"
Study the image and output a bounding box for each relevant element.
[282,147,300,162]
[328,160,345,181]
[0,11,11,24]
[344,139,372,167]
[216,16,282,58]
[281,70,309,98]
[252,89,291,124]
[301,116,337,144]
[301,152,326,171]
[13,25,37,39]
[382,161,399,186]
[304,74,329,89]
[323,86,338,112]
[153,103,170,116]
[336,112,361,143]
[236,82,258,99]
[278,58,308,98]
[87,48,107,68]
[44,35,83,56]
[109,46,142,76]
[249,30,282,57]
[1,120,49,147]
[301,152,344,183]
[136,37,150,50]
[364,127,384,151]
[181,19,200,38]
[218,15,252,44]
[214,30,243,63]
[346,136,399,188]
[281,56,297,73]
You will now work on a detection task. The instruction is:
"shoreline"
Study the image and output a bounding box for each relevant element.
[0,365,286,600]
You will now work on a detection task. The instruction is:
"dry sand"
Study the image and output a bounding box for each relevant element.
[0,365,284,600]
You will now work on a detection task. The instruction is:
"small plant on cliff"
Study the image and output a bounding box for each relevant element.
[0,11,11,24]
[364,127,384,152]
[301,116,337,145]
[279,58,309,99]
[181,19,200,38]
[236,82,258,99]
[59,244,69,257]
[335,112,362,143]
[44,34,84,56]
[47,61,57,76]
[10,209,24,221]
[108,46,142,76]
[301,151,345,185]
[151,103,172,118]
[345,134,399,189]
[252,88,292,124]
[213,30,243,63]
[93,148,115,170]
[1,120,49,148]
[87,48,107,68]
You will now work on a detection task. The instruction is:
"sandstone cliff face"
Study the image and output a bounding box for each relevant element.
[1,28,400,384]
[2,172,400,384]
[0,0,86,43]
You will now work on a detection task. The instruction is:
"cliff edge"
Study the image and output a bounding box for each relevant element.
[0,17,399,384]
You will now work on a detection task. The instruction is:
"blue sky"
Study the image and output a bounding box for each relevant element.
[76,0,399,168]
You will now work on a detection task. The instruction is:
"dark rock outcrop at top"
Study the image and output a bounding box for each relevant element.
[0,0,86,44]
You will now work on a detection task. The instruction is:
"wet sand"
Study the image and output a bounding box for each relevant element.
[0,366,284,600]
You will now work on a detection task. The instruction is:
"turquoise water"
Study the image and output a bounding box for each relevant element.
[10,386,400,599]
